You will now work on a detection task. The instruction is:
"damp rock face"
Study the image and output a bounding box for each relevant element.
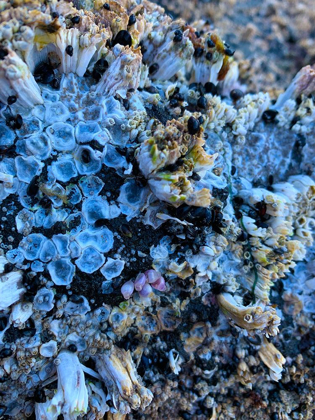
[0,1,314,419]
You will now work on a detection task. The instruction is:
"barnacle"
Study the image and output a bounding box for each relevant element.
[258,337,286,382]
[0,0,314,418]
[0,265,25,310]
[0,48,43,108]
[51,350,89,418]
[94,346,153,414]
[217,293,280,337]
[272,65,315,111]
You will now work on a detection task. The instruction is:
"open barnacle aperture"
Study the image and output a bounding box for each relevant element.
[0,0,314,419]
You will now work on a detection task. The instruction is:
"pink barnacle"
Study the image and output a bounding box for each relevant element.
[139,283,153,297]
[145,269,161,284]
[121,280,134,299]
[151,276,166,292]
[134,273,147,291]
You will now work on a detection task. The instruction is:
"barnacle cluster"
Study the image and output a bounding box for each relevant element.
[0,0,314,419]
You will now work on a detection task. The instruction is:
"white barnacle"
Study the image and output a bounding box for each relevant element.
[75,121,101,144]
[0,123,15,149]
[35,399,59,420]
[94,346,153,414]
[241,216,267,238]
[45,102,71,125]
[0,256,8,274]
[168,349,182,375]
[100,257,125,280]
[118,179,151,220]
[272,65,315,111]
[15,156,43,184]
[95,47,142,98]
[75,246,105,274]
[40,340,58,358]
[258,337,286,381]
[64,296,91,316]
[47,122,76,152]
[217,293,281,337]
[0,270,25,310]
[0,48,43,108]
[50,350,88,418]
[10,301,33,328]
[86,381,109,419]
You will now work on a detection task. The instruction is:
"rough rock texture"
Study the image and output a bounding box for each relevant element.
[153,0,315,95]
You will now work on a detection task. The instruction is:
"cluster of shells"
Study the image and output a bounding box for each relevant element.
[0,0,314,419]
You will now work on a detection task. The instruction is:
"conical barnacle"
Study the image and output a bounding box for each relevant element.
[148,169,211,207]
[143,24,194,80]
[0,47,43,108]
[272,65,315,111]
[0,268,25,310]
[217,293,280,337]
[182,322,208,354]
[136,118,196,177]
[187,145,218,173]
[94,347,153,414]
[106,413,126,420]
[51,350,89,418]
[242,265,275,302]
[237,361,253,388]
[167,260,193,279]
[258,337,286,382]
[86,381,109,420]
[94,45,142,97]
[220,60,242,96]
[189,31,233,85]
